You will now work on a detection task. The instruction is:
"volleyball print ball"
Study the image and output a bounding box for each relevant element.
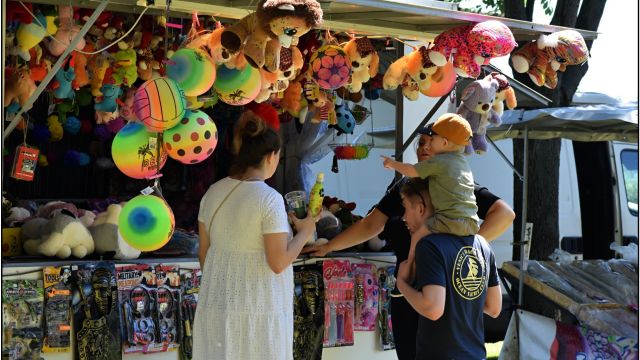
[163,110,218,164]
[112,122,168,179]
[119,194,175,251]
[213,65,261,106]
[166,48,216,97]
[134,77,187,132]
[310,45,352,90]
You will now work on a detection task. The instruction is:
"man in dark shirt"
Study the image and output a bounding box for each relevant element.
[396,178,502,359]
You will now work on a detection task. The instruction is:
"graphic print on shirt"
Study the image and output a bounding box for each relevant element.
[451,246,487,300]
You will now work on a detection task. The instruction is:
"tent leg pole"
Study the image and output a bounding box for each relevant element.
[400,94,448,154]
[3,0,111,142]
[488,136,524,181]
[517,126,529,307]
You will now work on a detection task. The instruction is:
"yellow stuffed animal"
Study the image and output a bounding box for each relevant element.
[343,37,379,93]
[383,46,438,95]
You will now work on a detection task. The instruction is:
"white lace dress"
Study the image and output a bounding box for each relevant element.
[193,177,293,360]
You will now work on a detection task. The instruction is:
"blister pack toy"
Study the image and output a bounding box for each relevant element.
[293,264,324,360]
[115,264,157,354]
[352,263,378,331]
[148,264,181,353]
[377,266,396,351]
[43,266,72,352]
[322,260,354,347]
[71,262,122,360]
[2,279,44,360]
[180,268,201,360]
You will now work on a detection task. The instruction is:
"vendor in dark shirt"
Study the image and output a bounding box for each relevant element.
[303,125,515,360]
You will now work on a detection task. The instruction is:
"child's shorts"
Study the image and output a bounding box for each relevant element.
[426,213,479,237]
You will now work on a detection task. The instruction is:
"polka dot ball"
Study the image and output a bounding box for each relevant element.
[163,110,218,164]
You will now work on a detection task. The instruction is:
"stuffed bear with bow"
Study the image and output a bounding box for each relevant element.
[428,20,517,78]
[511,30,588,89]
[221,0,323,72]
[383,46,438,98]
[456,78,501,154]
[343,37,380,93]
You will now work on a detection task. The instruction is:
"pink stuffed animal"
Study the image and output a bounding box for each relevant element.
[428,20,517,78]
[48,6,86,57]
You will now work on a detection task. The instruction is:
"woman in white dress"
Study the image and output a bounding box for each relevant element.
[193,111,316,360]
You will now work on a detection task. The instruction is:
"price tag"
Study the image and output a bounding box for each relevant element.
[140,187,154,196]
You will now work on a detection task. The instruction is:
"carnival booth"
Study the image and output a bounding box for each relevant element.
[1,0,615,359]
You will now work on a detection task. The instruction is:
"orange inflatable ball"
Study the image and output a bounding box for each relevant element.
[421,62,457,98]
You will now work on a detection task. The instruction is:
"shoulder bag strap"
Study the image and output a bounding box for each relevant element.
[207,180,244,234]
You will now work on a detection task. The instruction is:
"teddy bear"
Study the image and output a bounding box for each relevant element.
[52,66,76,101]
[511,30,588,89]
[484,72,517,116]
[136,48,161,81]
[304,81,336,125]
[255,46,304,102]
[71,44,94,90]
[280,80,308,120]
[428,20,517,79]
[91,203,141,260]
[383,46,438,95]
[343,37,379,93]
[4,67,37,112]
[22,208,95,259]
[221,0,323,72]
[47,6,86,57]
[456,78,501,154]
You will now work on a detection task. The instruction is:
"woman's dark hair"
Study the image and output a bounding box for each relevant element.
[231,110,281,174]
[400,178,431,208]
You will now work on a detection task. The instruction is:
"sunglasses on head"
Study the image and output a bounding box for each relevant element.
[406,179,427,207]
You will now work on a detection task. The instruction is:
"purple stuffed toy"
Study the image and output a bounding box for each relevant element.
[456,78,501,154]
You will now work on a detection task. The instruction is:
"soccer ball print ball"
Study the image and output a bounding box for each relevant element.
[310,45,352,90]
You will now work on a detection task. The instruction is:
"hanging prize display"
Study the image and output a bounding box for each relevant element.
[420,62,457,97]
[163,110,218,164]
[119,194,175,252]
[212,65,261,106]
[310,45,352,90]
[166,48,217,97]
[134,77,187,132]
[111,122,167,179]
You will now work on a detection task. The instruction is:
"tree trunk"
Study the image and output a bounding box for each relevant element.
[506,0,606,261]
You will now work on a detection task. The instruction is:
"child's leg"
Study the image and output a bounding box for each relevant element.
[426,214,479,237]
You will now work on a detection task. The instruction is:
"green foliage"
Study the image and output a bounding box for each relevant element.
[443,0,554,17]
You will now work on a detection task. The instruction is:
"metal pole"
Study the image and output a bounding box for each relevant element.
[517,126,529,307]
[400,94,448,153]
[3,0,111,142]
[488,136,524,181]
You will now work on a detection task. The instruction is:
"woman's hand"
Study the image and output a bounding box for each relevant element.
[300,243,331,257]
[289,209,317,235]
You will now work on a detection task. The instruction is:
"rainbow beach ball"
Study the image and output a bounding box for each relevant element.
[213,65,261,106]
[164,110,218,164]
[134,77,187,132]
[310,45,352,90]
[119,195,175,252]
[112,122,168,179]
[166,48,216,97]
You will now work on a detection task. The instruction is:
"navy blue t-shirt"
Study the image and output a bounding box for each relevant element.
[414,233,499,360]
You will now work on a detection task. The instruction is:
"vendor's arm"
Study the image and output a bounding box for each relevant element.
[478,199,515,241]
[483,248,502,318]
[302,208,389,256]
[381,156,419,177]
[198,221,210,269]
[397,260,445,321]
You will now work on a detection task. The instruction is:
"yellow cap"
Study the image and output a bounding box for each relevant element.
[431,113,472,146]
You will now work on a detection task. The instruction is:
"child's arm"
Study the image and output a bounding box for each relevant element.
[381,156,419,177]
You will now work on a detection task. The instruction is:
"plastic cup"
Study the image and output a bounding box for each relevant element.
[285,191,308,219]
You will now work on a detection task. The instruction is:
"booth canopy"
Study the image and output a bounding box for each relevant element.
[24,0,599,42]
[487,102,639,143]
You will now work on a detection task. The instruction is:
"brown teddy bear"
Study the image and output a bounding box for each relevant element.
[221,0,323,72]
[383,46,438,95]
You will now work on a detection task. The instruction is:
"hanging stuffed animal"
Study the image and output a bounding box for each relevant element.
[343,37,379,93]
[112,45,138,86]
[255,46,304,102]
[511,30,588,89]
[331,103,355,135]
[88,54,111,96]
[484,72,516,116]
[28,45,51,82]
[71,44,94,90]
[47,5,85,57]
[428,20,517,78]
[4,67,37,112]
[14,11,56,61]
[456,78,500,154]
[52,66,76,101]
[383,46,438,95]
[221,0,323,72]
[280,80,308,120]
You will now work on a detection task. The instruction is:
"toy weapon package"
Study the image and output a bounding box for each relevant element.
[148,264,181,353]
[377,266,396,351]
[2,279,44,360]
[293,264,324,360]
[322,260,354,347]
[43,266,72,353]
[180,268,201,360]
[115,264,157,354]
[352,263,378,331]
[71,262,122,360]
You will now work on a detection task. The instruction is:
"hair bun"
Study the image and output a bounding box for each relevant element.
[243,118,261,137]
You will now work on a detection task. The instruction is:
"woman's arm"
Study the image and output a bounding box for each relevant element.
[478,199,515,241]
[302,208,389,256]
[198,221,210,269]
[264,212,316,274]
